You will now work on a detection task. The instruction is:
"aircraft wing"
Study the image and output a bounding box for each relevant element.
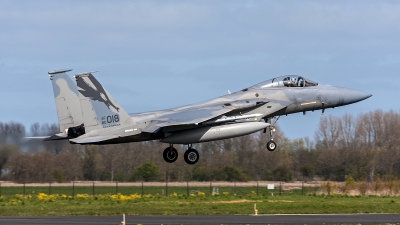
[262,99,293,117]
[142,99,293,133]
[142,104,233,133]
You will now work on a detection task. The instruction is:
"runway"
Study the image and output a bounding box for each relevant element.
[1,214,400,225]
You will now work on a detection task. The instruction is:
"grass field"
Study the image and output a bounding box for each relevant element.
[1,185,400,216]
[0,185,310,197]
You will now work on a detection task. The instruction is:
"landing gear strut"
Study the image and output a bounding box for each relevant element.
[264,116,279,151]
[184,144,199,165]
[163,144,178,163]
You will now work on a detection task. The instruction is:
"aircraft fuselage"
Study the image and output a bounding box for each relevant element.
[92,82,370,145]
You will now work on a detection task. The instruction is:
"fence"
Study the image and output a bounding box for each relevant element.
[0,181,320,197]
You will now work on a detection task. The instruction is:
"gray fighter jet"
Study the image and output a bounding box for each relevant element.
[46,69,371,164]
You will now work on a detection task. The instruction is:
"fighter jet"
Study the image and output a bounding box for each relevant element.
[46,69,371,164]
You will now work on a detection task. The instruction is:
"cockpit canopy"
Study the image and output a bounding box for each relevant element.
[251,75,318,89]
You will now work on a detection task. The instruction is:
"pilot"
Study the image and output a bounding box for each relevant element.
[291,77,298,87]
[283,77,291,87]
[297,77,304,87]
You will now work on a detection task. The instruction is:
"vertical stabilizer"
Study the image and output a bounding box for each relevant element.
[48,69,84,134]
[74,72,131,133]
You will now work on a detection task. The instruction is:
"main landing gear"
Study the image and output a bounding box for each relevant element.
[184,144,199,165]
[162,144,199,165]
[163,144,178,163]
[264,117,279,152]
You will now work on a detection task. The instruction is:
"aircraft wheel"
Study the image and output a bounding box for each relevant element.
[184,148,199,165]
[267,140,277,151]
[163,147,178,163]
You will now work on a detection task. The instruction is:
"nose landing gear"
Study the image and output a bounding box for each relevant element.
[267,140,277,151]
[264,116,279,151]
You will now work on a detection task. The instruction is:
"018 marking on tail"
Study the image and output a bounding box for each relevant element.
[45,70,372,165]
[102,115,120,125]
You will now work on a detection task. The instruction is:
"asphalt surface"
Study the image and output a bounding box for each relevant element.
[1,214,400,225]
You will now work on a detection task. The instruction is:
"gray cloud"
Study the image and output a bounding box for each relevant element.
[1,1,399,61]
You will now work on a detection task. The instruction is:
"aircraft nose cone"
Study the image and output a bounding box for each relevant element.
[338,87,372,106]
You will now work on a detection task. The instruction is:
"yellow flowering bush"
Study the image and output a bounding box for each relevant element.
[110,193,142,201]
[15,194,32,199]
[76,194,91,199]
[37,193,49,201]
[37,193,72,201]
[3,190,241,204]
[189,191,206,197]
[8,199,22,206]
[61,194,69,199]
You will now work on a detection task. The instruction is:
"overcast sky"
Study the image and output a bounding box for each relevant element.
[1,0,399,141]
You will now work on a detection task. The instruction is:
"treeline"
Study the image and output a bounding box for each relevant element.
[1,109,400,183]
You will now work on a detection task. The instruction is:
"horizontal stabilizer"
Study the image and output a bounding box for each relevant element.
[24,136,51,139]
[26,133,70,141]
[70,135,119,144]
[43,133,69,141]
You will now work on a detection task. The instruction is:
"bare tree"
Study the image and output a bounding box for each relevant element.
[100,145,120,181]
[53,151,82,181]
[5,153,33,183]
[315,115,341,149]
[0,144,19,179]
[82,145,100,180]
[0,121,25,145]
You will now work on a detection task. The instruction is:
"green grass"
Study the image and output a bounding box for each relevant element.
[1,188,400,216]
[1,194,399,216]
[0,185,314,197]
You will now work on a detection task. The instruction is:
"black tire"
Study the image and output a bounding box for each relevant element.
[163,147,178,163]
[184,148,199,165]
[267,140,277,151]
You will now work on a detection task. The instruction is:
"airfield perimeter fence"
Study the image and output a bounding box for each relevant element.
[0,181,320,197]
